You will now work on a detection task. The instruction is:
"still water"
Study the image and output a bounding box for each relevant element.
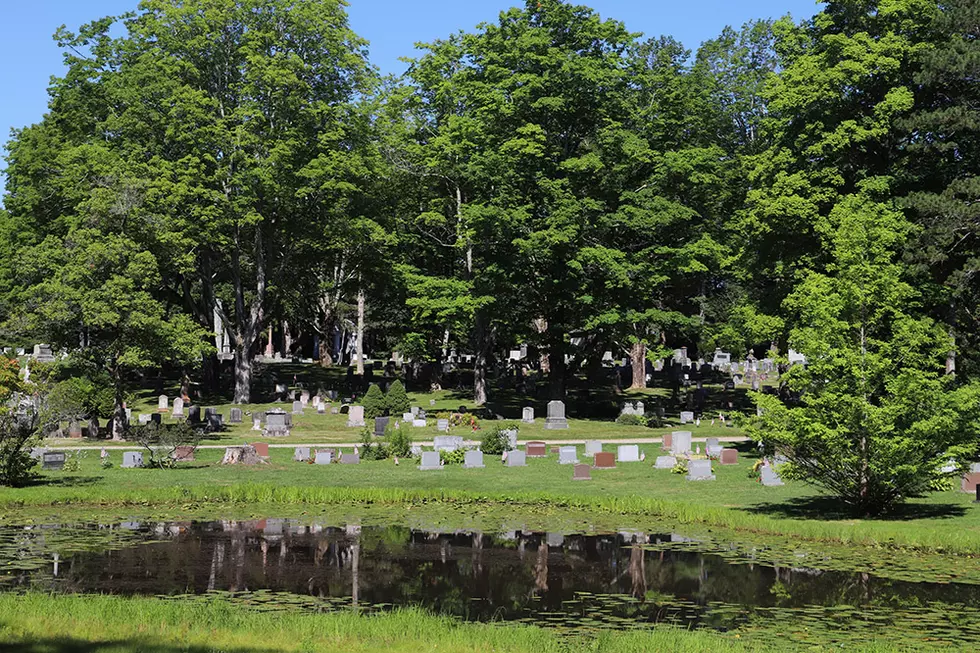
[2,520,978,647]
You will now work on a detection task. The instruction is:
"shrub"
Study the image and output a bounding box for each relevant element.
[359,428,390,461]
[616,414,647,426]
[386,424,413,458]
[362,384,386,420]
[385,380,410,415]
[439,448,466,465]
[127,422,201,468]
[480,425,516,456]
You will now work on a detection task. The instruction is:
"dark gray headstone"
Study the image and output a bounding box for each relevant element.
[374,416,390,437]
[188,405,201,424]
[229,408,243,424]
[42,452,66,471]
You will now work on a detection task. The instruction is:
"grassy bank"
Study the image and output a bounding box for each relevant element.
[2,446,978,554]
[0,593,902,652]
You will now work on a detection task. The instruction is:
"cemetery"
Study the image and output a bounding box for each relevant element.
[1,0,979,651]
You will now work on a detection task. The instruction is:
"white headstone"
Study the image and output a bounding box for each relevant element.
[418,451,442,470]
[346,405,365,427]
[670,431,693,455]
[158,395,168,411]
[655,455,677,470]
[617,445,640,462]
[252,418,262,430]
[294,447,311,462]
[463,450,485,469]
[434,436,463,452]
[680,411,695,424]
[545,400,569,430]
[412,418,427,427]
[761,464,785,486]
[122,451,143,469]
[686,459,715,481]
[402,412,413,423]
[506,449,527,467]
[558,446,578,465]
[292,400,304,415]
[522,407,534,423]
[584,440,602,456]
[437,419,449,432]
[315,451,333,465]
[138,414,152,425]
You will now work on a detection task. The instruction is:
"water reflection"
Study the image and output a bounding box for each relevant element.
[2,520,979,639]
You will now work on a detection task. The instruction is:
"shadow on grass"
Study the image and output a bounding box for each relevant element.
[22,476,102,489]
[0,637,276,653]
[744,496,969,521]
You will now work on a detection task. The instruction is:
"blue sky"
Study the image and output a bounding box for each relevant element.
[0,0,824,197]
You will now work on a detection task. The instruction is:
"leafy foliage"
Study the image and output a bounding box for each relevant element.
[479,425,516,456]
[385,381,410,415]
[362,384,386,420]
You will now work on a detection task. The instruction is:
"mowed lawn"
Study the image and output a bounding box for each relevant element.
[5,444,979,554]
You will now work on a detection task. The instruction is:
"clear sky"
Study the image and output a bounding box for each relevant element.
[0,0,824,197]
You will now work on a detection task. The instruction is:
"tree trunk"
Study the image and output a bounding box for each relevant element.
[548,333,566,401]
[202,352,220,396]
[630,341,647,389]
[233,345,252,404]
[111,366,126,441]
[355,287,365,375]
[318,337,333,367]
[474,312,489,406]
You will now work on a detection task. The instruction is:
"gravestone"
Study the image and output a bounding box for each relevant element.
[544,400,569,430]
[706,437,719,448]
[686,459,715,481]
[960,472,980,493]
[32,344,55,363]
[410,444,424,457]
[437,419,449,432]
[402,412,413,423]
[411,406,420,417]
[158,395,168,411]
[138,414,152,425]
[300,390,310,406]
[558,446,578,465]
[229,408,243,424]
[346,405,365,427]
[522,407,534,424]
[620,401,645,417]
[374,416,390,437]
[122,451,144,468]
[29,447,47,460]
[760,463,784,486]
[662,432,672,450]
[680,411,695,424]
[331,407,339,414]
[526,441,547,457]
[502,428,518,449]
[593,452,616,469]
[585,440,602,457]
[42,451,66,471]
[294,447,311,462]
[172,446,195,462]
[418,451,442,470]
[429,399,436,406]
[315,451,333,465]
[251,442,270,458]
[412,418,427,427]
[205,408,222,430]
[150,414,161,426]
[188,405,201,424]
[572,464,592,481]
[292,401,304,415]
[655,455,677,470]
[340,453,360,465]
[252,417,262,430]
[434,436,463,452]
[220,446,266,465]
[617,444,640,462]
[172,397,184,417]
[720,449,738,465]
[506,449,527,467]
[264,411,290,437]
[670,431,693,455]
[318,403,326,414]
[463,450,485,469]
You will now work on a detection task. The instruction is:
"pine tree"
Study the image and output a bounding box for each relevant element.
[385,380,410,415]
[362,383,386,420]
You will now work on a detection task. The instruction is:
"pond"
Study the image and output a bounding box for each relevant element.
[2,519,978,648]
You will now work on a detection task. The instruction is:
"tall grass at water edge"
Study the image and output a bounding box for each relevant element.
[0,593,911,652]
[2,483,978,555]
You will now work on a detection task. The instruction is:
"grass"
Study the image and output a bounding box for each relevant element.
[0,592,914,652]
[4,446,979,555]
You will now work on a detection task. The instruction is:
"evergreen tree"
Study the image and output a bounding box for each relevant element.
[385,380,410,415]
[362,383,386,420]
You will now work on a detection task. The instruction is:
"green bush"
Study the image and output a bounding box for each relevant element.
[359,428,388,460]
[385,380,410,415]
[439,448,466,465]
[386,424,413,458]
[616,413,647,426]
[480,425,516,456]
[362,384,386,420]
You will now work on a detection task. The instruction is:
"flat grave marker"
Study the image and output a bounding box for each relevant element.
[572,464,592,481]
[593,452,616,469]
